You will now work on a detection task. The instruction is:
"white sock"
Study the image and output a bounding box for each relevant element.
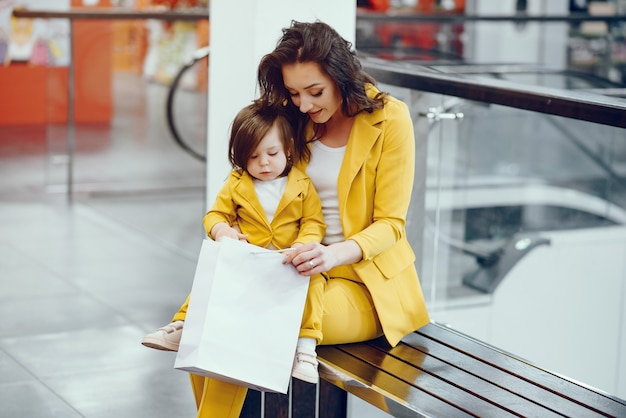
[297,337,316,352]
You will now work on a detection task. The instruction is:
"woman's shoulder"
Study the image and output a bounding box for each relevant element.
[385,93,409,110]
[365,84,409,115]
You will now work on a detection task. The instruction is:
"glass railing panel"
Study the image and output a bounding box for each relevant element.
[417,95,626,300]
[7,8,209,195]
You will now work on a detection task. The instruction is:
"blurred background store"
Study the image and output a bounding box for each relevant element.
[0,1,625,417]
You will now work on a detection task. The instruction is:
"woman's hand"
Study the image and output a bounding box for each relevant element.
[283,242,332,275]
[283,240,363,276]
[211,222,248,242]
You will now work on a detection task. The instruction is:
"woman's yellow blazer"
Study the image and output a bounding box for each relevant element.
[202,167,326,250]
[298,86,430,347]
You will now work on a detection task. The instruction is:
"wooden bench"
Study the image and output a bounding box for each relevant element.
[240,321,626,417]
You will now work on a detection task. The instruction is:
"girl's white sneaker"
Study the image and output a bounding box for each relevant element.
[292,346,319,384]
[141,320,184,352]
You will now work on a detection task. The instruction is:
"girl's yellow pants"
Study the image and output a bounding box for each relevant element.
[174,277,382,418]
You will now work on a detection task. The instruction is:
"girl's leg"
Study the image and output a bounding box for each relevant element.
[299,274,325,343]
[294,274,326,383]
[191,374,248,418]
[189,373,205,408]
[319,278,382,345]
[172,293,190,322]
[141,296,186,350]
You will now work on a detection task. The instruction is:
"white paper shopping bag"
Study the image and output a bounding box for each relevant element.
[174,238,309,393]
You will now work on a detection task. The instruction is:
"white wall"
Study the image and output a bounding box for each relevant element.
[205,0,356,208]
[489,226,626,398]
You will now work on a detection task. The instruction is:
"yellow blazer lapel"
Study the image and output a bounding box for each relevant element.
[232,172,270,227]
[337,110,383,215]
[273,168,305,219]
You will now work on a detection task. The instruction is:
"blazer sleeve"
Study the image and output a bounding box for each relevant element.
[202,173,239,237]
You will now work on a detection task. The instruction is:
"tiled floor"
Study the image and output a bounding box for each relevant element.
[0,73,209,417]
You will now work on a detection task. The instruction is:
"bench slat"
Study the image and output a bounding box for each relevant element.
[395,336,601,417]
[416,323,626,417]
[354,340,564,417]
[319,345,482,417]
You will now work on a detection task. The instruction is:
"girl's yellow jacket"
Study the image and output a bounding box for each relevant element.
[202,167,326,250]
[298,86,430,347]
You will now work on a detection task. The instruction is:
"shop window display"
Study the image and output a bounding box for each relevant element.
[0,0,70,66]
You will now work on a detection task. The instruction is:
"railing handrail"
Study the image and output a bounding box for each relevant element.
[360,57,626,129]
[357,10,626,24]
[16,8,625,23]
[12,7,209,21]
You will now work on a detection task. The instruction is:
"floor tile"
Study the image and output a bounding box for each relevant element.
[0,349,33,385]
[0,292,126,339]
[0,380,84,418]
[2,325,171,378]
[42,364,197,418]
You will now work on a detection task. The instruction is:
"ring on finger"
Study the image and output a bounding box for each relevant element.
[308,259,315,268]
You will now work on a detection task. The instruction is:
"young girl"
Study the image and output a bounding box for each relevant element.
[142,102,326,384]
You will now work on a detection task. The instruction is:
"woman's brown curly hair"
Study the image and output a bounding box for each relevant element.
[257,20,388,163]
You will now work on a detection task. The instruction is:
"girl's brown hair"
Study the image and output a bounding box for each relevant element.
[229,102,294,177]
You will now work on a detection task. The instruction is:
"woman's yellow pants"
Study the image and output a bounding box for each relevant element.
[174,277,382,418]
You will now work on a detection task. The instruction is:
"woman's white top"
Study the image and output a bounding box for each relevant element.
[253,176,287,223]
[306,140,346,244]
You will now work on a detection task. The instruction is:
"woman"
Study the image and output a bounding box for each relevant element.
[187,20,430,417]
